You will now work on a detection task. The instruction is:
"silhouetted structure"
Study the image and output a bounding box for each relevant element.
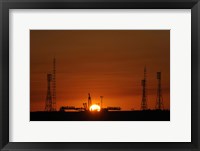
[100,96,103,108]
[45,73,53,111]
[59,106,85,112]
[52,57,56,111]
[155,72,164,110]
[44,57,57,111]
[88,93,92,109]
[141,66,148,110]
[83,103,87,110]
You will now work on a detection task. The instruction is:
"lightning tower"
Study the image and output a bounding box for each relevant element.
[52,57,56,111]
[155,72,164,110]
[45,74,53,111]
[141,66,148,110]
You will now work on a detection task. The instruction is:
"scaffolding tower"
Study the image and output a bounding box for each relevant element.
[45,73,53,111]
[52,57,56,111]
[155,72,164,110]
[141,66,148,110]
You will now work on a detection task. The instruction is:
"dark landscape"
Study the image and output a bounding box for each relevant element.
[30,110,170,121]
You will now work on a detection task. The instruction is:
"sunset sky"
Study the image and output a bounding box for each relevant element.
[30,30,170,112]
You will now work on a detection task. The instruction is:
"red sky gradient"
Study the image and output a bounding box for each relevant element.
[30,30,170,111]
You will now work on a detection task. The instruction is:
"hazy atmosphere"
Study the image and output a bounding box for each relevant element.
[30,30,170,112]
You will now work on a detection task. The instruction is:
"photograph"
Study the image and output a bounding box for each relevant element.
[30,30,170,121]
[1,0,199,150]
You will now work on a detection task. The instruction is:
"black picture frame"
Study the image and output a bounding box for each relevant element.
[0,0,199,150]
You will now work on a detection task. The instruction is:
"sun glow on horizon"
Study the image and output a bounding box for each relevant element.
[89,104,101,112]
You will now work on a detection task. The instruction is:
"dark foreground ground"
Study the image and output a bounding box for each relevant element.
[30,110,170,121]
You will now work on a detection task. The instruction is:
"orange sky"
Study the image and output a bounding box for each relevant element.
[30,30,170,111]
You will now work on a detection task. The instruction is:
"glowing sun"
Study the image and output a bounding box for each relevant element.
[89,104,101,112]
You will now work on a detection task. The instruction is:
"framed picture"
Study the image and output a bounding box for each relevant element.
[0,0,199,150]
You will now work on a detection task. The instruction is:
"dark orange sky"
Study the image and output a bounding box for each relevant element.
[30,30,170,111]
